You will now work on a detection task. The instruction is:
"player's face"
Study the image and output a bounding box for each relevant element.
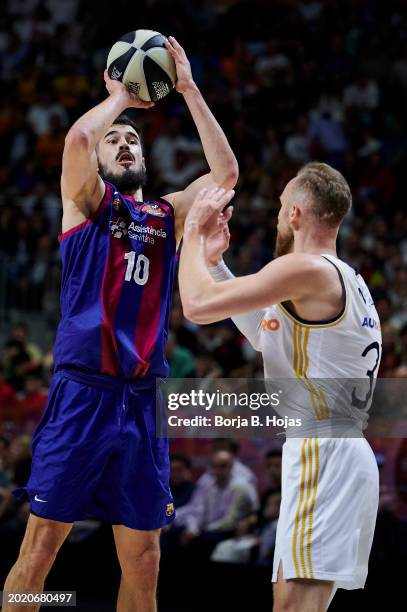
[97,124,146,193]
[275,180,295,257]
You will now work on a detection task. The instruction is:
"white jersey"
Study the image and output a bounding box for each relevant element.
[260,254,382,432]
[259,254,381,589]
[209,255,382,590]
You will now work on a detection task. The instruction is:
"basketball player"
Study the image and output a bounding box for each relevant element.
[2,37,238,612]
[178,163,381,611]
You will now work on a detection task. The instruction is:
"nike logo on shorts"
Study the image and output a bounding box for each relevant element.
[34,495,47,503]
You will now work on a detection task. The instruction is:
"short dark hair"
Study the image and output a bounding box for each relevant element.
[111,112,144,152]
[295,162,352,227]
[170,453,192,470]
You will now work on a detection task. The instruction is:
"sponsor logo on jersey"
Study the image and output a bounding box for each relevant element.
[128,222,166,238]
[110,217,128,239]
[362,317,380,331]
[261,319,281,332]
[166,502,175,517]
[141,203,167,217]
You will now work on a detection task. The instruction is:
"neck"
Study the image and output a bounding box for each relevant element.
[124,187,143,200]
[293,228,338,257]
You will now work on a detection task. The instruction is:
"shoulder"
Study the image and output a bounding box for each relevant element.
[262,253,334,286]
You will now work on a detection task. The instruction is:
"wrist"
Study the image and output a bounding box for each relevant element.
[180,80,199,97]
[184,221,203,239]
[207,257,224,268]
[110,87,131,107]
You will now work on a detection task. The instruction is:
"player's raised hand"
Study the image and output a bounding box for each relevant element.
[205,205,233,266]
[103,70,154,109]
[164,36,195,94]
[185,186,235,237]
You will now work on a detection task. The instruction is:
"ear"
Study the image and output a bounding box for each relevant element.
[289,204,301,229]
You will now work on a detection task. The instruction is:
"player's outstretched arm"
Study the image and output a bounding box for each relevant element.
[179,187,329,324]
[61,72,153,227]
[162,37,239,243]
[205,206,266,351]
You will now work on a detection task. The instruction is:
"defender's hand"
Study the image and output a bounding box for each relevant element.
[103,70,154,109]
[185,186,235,238]
[165,36,195,94]
[205,206,233,266]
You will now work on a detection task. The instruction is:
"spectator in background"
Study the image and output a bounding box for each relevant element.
[308,110,349,168]
[2,324,43,391]
[35,113,66,171]
[166,332,196,378]
[15,374,48,423]
[284,116,310,165]
[211,489,281,565]
[196,439,259,510]
[343,73,380,111]
[0,365,15,411]
[256,491,281,565]
[199,323,250,377]
[170,453,196,509]
[194,350,222,379]
[150,116,203,178]
[175,450,254,555]
[233,449,282,551]
[26,87,68,137]
[262,449,282,500]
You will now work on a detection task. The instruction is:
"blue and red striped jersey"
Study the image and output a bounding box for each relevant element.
[54,181,177,378]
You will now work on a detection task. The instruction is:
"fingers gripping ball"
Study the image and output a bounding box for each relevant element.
[107,30,176,102]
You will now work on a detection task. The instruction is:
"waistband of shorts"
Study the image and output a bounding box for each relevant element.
[54,366,159,391]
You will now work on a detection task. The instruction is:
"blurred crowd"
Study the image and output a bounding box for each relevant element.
[0,0,407,378]
[0,0,407,580]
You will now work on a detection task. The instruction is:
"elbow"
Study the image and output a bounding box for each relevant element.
[182,301,210,325]
[214,161,239,190]
[223,162,239,189]
[182,301,203,324]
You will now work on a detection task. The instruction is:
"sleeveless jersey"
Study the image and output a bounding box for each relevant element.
[260,254,382,429]
[53,181,177,379]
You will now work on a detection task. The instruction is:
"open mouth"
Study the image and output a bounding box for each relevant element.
[117,152,134,166]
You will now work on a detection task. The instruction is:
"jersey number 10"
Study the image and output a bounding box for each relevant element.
[124,252,150,285]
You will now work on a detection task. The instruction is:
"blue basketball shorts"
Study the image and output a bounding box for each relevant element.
[13,368,175,530]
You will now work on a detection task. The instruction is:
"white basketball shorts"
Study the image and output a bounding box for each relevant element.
[272,436,379,589]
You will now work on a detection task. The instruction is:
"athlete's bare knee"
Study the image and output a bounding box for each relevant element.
[16,519,68,580]
[273,592,298,612]
[121,544,160,589]
[17,540,58,580]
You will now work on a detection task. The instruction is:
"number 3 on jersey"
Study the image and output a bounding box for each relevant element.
[124,251,150,285]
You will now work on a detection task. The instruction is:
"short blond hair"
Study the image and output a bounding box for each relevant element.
[295,162,352,227]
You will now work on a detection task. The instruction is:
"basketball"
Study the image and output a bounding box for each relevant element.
[106,29,177,102]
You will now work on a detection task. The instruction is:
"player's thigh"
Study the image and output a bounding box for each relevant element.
[273,560,334,612]
[112,524,161,572]
[19,514,73,559]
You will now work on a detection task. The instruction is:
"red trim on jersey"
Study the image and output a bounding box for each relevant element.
[100,228,128,376]
[131,236,165,377]
[58,183,112,242]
